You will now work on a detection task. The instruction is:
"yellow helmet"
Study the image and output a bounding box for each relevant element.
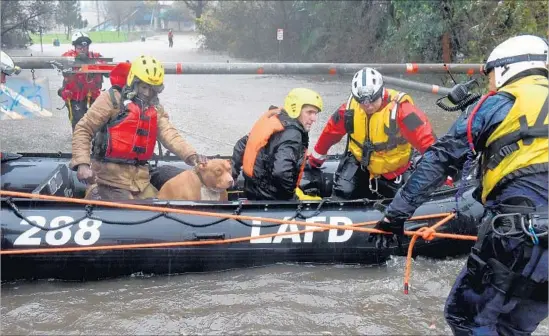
[126,55,165,87]
[283,88,323,118]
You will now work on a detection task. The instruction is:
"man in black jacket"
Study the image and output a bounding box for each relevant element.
[231,88,323,200]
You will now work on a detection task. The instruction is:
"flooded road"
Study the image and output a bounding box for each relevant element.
[0,33,459,156]
[1,34,547,335]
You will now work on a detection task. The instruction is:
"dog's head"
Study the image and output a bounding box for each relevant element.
[196,159,234,191]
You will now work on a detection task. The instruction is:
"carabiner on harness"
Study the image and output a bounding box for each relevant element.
[520,214,548,245]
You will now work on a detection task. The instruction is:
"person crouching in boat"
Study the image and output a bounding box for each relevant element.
[308,67,437,200]
[231,88,323,200]
[69,55,208,200]
[372,34,549,335]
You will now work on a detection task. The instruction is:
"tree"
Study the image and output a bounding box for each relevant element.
[166,1,193,31]
[56,0,87,40]
[103,1,138,36]
[1,0,54,47]
[194,0,548,64]
[183,0,208,19]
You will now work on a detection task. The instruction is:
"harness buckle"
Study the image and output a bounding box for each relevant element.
[394,174,403,185]
[490,212,525,237]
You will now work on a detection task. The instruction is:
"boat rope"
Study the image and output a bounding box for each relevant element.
[3,196,365,231]
[0,190,477,293]
[0,191,398,231]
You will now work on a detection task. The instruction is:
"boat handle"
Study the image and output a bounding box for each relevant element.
[192,233,226,241]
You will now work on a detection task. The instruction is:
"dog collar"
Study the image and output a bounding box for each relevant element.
[193,167,225,193]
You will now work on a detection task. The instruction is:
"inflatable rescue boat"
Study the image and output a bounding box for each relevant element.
[0,152,483,282]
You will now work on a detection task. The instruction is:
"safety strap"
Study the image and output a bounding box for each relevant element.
[99,156,149,166]
[469,209,548,302]
[466,91,497,154]
[483,96,548,170]
[483,54,548,74]
[109,87,120,110]
[378,92,408,150]
[472,212,493,253]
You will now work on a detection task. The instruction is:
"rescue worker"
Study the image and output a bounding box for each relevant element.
[308,67,437,200]
[371,34,548,334]
[59,31,105,132]
[231,88,323,200]
[70,55,207,200]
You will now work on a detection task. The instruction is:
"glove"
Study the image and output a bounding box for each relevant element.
[76,164,95,184]
[75,52,91,63]
[367,216,406,251]
[186,153,208,166]
[295,187,322,201]
[308,154,324,169]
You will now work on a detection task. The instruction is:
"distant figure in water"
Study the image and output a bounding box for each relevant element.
[168,29,173,48]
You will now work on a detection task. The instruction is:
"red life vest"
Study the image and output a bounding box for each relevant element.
[101,100,158,164]
[60,49,104,101]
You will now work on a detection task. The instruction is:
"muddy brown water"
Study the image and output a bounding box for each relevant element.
[1,34,547,335]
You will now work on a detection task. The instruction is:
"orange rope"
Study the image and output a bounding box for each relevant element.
[0,190,479,292]
[0,221,377,255]
[403,212,456,294]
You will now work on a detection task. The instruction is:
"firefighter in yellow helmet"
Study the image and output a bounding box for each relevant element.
[70,55,207,200]
[231,88,323,200]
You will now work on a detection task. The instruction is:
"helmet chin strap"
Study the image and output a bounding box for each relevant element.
[125,78,160,106]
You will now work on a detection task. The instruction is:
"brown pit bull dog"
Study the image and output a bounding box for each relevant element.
[157,159,234,201]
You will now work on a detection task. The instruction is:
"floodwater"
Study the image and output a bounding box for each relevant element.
[1,33,547,335]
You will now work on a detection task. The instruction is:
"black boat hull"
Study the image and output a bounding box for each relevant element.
[1,186,482,282]
[1,153,483,282]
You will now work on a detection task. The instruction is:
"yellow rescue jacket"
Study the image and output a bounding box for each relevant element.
[480,75,549,203]
[345,89,413,176]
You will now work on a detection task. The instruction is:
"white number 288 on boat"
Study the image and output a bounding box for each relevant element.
[13,216,102,246]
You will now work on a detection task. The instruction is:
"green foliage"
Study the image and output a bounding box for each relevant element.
[56,0,87,39]
[195,0,548,63]
[1,0,55,48]
[28,31,144,45]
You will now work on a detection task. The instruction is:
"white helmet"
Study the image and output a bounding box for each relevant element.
[484,35,548,89]
[1,51,20,76]
[71,31,92,46]
[351,67,384,103]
